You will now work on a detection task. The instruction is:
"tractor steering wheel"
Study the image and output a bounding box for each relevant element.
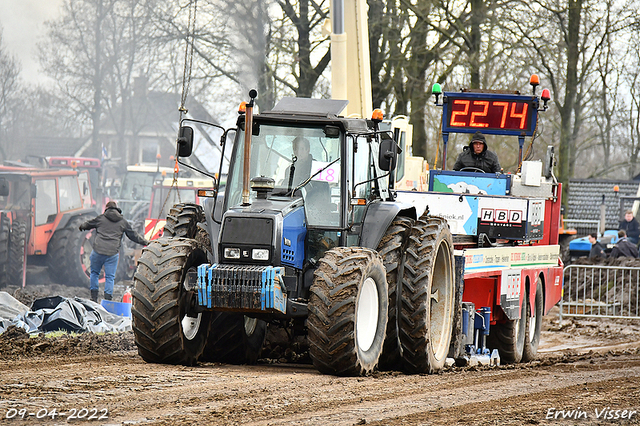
[460,167,486,173]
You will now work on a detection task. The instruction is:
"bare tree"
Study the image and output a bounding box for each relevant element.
[0,29,22,161]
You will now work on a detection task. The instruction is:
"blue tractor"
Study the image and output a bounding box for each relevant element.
[131,92,457,376]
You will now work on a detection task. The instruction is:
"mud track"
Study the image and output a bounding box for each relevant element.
[1,283,640,425]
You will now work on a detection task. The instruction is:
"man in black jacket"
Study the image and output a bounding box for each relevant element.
[610,230,639,259]
[453,131,501,173]
[619,210,640,245]
[79,201,149,302]
[588,233,606,258]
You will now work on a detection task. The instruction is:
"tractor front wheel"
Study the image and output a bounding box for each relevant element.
[201,313,267,364]
[132,238,212,365]
[308,247,388,376]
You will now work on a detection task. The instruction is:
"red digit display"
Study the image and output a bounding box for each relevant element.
[446,97,532,132]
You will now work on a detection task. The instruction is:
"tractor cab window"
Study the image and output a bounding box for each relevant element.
[120,171,156,201]
[150,187,197,219]
[35,179,57,225]
[58,176,83,212]
[227,124,342,227]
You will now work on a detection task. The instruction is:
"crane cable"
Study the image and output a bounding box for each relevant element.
[153,0,199,240]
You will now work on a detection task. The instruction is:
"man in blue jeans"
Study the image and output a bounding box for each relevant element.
[79,201,149,302]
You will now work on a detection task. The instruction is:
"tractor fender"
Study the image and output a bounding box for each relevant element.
[55,209,98,231]
[360,201,416,249]
[203,196,224,263]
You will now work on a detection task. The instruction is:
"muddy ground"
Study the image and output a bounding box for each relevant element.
[1,282,640,425]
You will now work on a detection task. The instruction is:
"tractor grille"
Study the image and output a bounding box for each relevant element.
[196,264,286,313]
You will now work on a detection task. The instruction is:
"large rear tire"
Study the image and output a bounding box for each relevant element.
[7,219,27,287]
[376,216,413,370]
[47,217,95,287]
[522,278,543,362]
[132,238,212,366]
[201,313,267,364]
[308,247,388,376]
[0,213,9,289]
[163,203,205,239]
[487,296,526,364]
[399,215,455,374]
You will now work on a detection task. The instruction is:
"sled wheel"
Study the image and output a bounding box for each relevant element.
[376,216,413,370]
[308,247,388,376]
[132,238,212,365]
[487,294,527,364]
[201,313,267,364]
[522,277,543,362]
[399,215,455,374]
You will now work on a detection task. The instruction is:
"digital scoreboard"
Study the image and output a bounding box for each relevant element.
[441,92,539,137]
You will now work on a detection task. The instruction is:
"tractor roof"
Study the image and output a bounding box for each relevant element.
[154,177,215,188]
[0,167,80,179]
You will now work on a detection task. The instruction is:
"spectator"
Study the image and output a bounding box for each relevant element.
[453,131,501,173]
[610,230,639,259]
[619,210,640,245]
[588,233,606,258]
[79,201,149,302]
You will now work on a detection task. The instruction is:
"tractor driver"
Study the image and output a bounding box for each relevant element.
[453,131,501,173]
[285,136,314,187]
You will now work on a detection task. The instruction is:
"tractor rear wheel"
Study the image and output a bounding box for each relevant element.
[132,238,212,365]
[163,203,205,239]
[377,216,413,370]
[399,215,455,374]
[47,217,94,287]
[0,213,9,289]
[201,313,267,364]
[487,296,526,364]
[308,247,388,376]
[522,278,543,362]
[7,219,27,287]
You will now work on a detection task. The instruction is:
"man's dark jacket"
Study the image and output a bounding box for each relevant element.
[79,207,148,256]
[453,139,501,173]
[619,218,640,241]
[610,238,639,258]
[589,241,606,258]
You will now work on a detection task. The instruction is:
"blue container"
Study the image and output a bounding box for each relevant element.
[101,300,132,318]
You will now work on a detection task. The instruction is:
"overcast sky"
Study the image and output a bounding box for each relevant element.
[0,0,63,84]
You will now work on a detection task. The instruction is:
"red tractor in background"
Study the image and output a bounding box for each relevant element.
[0,168,97,288]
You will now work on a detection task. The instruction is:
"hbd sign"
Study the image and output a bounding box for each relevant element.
[480,208,523,224]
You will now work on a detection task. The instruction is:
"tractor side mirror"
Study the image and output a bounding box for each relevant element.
[177,126,194,157]
[0,178,8,197]
[378,138,397,171]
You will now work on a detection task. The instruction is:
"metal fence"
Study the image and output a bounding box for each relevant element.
[560,264,640,320]
[562,219,600,237]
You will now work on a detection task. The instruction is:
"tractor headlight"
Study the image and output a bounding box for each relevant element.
[252,249,269,261]
[224,247,240,259]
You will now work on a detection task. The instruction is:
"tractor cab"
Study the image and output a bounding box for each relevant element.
[144,177,215,241]
[213,96,403,267]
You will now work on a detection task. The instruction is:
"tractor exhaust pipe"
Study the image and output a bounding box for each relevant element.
[242,89,258,206]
